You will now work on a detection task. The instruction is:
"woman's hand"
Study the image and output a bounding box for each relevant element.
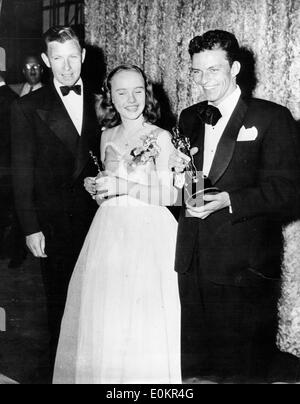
[95,176,130,200]
[84,177,97,197]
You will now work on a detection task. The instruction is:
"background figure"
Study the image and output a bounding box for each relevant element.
[11,26,99,373]
[10,55,44,97]
[0,50,18,261]
[8,56,45,268]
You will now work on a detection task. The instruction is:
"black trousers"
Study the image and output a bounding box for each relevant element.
[41,252,77,369]
[179,267,280,383]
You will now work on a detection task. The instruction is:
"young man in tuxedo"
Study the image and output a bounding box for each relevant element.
[174,30,300,383]
[11,26,100,369]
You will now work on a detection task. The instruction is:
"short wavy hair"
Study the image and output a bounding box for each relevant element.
[189,30,241,66]
[96,65,161,129]
[43,26,82,53]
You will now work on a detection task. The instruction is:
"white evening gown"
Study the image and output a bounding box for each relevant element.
[53,126,181,384]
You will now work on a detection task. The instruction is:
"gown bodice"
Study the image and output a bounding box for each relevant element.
[102,132,159,187]
[100,134,160,208]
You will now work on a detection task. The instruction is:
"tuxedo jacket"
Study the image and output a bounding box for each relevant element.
[0,85,18,169]
[175,97,300,286]
[0,85,18,197]
[11,83,100,256]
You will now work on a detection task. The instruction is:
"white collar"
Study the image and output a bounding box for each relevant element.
[54,78,83,96]
[0,81,6,88]
[210,86,241,118]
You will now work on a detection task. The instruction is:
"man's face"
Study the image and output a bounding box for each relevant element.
[23,56,43,86]
[42,39,85,86]
[191,48,240,106]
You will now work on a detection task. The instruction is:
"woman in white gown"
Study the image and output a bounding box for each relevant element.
[53,65,181,384]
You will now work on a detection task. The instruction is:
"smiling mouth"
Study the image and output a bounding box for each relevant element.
[203,86,218,90]
[125,106,139,111]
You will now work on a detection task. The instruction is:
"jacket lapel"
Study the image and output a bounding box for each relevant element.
[37,85,79,157]
[209,97,248,185]
[72,86,99,182]
[191,103,206,171]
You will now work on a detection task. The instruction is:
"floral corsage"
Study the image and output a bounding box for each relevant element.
[129,132,161,168]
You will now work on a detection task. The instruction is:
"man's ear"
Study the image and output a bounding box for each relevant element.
[231,61,241,79]
[82,48,86,64]
[41,52,51,68]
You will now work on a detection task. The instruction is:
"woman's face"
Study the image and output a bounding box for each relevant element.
[110,70,146,122]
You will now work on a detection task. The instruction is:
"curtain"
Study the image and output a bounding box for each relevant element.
[85,0,300,120]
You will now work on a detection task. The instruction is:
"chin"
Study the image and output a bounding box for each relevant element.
[60,76,78,86]
[123,111,144,121]
[204,91,219,102]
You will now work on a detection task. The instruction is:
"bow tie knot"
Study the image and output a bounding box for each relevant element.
[60,84,82,97]
[198,104,222,126]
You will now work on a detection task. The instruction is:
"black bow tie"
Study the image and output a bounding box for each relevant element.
[60,85,82,97]
[198,103,222,126]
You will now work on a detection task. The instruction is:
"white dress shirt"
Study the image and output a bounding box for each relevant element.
[202,86,242,177]
[54,78,84,136]
[20,82,43,97]
[0,81,6,88]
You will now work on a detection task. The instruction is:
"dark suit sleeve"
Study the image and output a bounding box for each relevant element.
[230,107,300,222]
[11,100,41,236]
[178,110,188,136]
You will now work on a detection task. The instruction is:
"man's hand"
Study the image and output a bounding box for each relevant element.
[26,232,47,258]
[187,192,231,220]
[169,147,199,173]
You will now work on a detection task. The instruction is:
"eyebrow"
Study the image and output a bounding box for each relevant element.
[51,52,80,57]
[115,86,145,91]
[192,64,224,71]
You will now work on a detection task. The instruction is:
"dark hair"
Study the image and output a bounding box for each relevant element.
[43,26,82,53]
[23,54,42,64]
[96,65,161,128]
[189,30,241,66]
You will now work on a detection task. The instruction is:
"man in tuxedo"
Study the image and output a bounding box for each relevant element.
[11,26,100,368]
[174,30,300,383]
[0,68,18,258]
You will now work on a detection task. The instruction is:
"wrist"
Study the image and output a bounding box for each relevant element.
[225,192,233,213]
[225,192,231,206]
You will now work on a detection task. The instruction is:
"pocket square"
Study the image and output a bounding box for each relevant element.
[237,126,258,142]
